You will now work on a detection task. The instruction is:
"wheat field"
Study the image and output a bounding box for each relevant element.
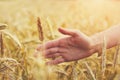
[0,0,120,80]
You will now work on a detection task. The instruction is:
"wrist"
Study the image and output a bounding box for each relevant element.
[90,33,103,56]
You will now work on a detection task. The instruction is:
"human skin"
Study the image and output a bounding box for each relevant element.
[35,25,120,65]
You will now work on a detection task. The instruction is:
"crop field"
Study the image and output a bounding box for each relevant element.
[0,0,120,80]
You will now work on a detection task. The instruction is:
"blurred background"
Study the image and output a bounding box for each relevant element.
[0,0,120,80]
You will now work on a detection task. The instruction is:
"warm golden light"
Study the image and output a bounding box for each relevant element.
[0,0,120,80]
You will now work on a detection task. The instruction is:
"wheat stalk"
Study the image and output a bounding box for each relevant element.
[46,17,55,39]
[101,36,107,79]
[37,17,51,80]
[2,30,22,49]
[72,61,78,80]
[0,23,7,30]
[113,45,120,68]
[84,62,96,80]
[0,32,4,57]
[37,17,44,41]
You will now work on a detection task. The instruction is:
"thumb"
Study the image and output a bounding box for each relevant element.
[58,27,78,37]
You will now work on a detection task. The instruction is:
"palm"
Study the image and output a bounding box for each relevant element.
[55,34,92,61]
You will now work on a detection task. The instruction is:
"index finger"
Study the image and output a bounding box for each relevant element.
[36,39,60,51]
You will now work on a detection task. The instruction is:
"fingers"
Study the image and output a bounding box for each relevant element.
[43,47,59,57]
[36,40,60,51]
[44,47,66,56]
[36,45,66,58]
[46,53,60,58]
[58,27,79,37]
[45,40,60,49]
[46,57,65,65]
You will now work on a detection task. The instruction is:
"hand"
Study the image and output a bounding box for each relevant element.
[35,28,96,65]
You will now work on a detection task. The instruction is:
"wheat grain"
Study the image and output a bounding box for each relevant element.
[37,17,44,41]
[0,32,4,57]
[0,24,7,30]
